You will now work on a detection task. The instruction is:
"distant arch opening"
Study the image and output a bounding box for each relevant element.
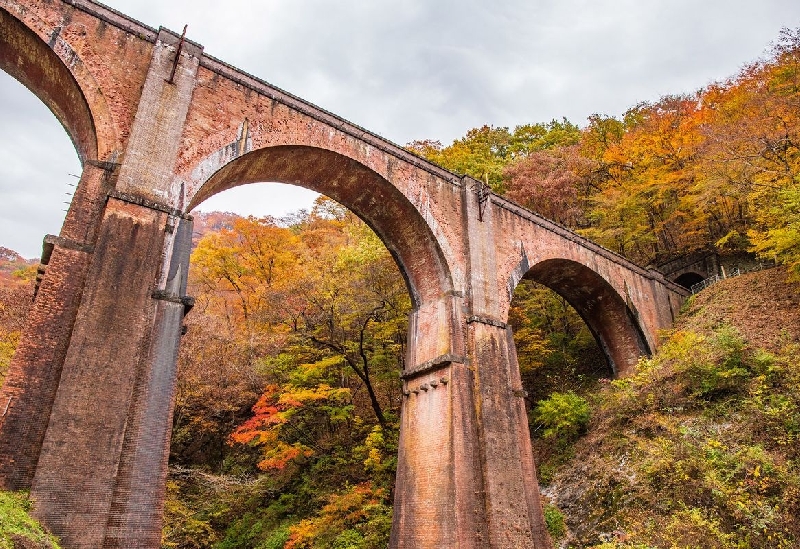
[509,280,611,404]
[0,11,85,413]
[0,72,81,261]
[674,271,704,290]
[517,258,650,379]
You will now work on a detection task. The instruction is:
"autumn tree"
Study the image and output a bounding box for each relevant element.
[293,208,409,429]
[699,28,800,275]
[196,201,406,440]
[165,199,409,547]
[504,145,596,227]
[183,200,410,472]
[576,96,710,263]
[408,119,580,193]
[407,125,512,191]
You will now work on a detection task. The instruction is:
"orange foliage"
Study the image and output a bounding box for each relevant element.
[284,483,386,549]
[228,385,285,445]
[257,441,314,471]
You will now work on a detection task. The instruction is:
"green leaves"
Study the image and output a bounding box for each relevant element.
[534,391,590,442]
[408,120,580,192]
[0,491,61,549]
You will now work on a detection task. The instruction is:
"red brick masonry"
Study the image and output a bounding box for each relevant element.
[0,1,688,547]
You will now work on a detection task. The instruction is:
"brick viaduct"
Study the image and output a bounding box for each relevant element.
[0,1,688,547]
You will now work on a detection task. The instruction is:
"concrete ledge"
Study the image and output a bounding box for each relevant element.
[401,353,465,380]
[467,315,508,329]
[108,191,192,220]
[151,290,195,315]
[41,234,94,265]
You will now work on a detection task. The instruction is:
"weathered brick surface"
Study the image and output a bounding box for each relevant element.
[29,198,170,549]
[0,2,688,548]
[469,322,548,548]
[393,363,461,547]
[0,246,91,488]
[103,218,192,548]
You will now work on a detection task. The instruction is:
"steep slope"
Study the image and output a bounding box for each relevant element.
[541,267,800,548]
[679,267,800,353]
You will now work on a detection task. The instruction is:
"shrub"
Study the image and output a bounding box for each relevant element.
[543,504,566,540]
[331,529,364,549]
[256,525,291,549]
[0,490,61,549]
[534,391,590,441]
[659,326,753,399]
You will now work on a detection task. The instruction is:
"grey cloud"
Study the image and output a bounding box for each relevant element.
[2,0,800,257]
[0,77,79,257]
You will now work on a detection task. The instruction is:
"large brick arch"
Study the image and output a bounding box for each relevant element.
[187,145,455,308]
[0,5,117,162]
[518,258,650,377]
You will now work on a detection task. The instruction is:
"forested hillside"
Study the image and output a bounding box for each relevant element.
[164,205,406,548]
[543,267,800,548]
[0,26,798,549]
[410,28,800,273]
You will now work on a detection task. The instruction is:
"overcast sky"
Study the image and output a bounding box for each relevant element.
[2,0,800,258]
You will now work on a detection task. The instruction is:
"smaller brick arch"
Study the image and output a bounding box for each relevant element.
[520,258,651,377]
[674,271,704,290]
[187,145,455,309]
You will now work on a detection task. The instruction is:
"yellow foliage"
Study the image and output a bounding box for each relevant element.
[0,330,20,388]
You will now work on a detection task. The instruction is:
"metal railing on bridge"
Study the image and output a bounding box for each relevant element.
[690,263,774,294]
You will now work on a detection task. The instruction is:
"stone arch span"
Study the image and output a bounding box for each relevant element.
[0,5,107,163]
[188,145,456,310]
[519,258,651,377]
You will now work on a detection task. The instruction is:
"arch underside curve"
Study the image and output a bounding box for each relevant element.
[0,7,97,163]
[523,258,651,377]
[188,145,454,309]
